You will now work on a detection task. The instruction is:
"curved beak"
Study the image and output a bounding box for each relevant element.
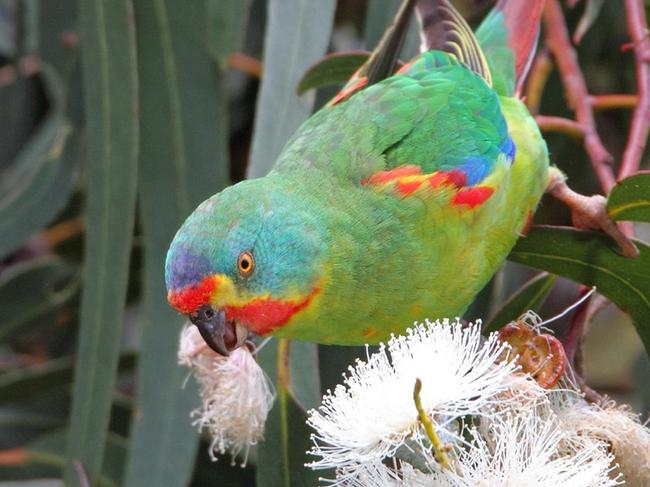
[189,305,249,356]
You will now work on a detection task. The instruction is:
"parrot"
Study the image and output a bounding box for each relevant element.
[164,0,550,356]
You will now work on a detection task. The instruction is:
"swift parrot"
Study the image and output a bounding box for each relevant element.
[165,0,550,356]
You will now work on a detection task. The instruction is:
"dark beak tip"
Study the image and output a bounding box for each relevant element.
[191,305,230,357]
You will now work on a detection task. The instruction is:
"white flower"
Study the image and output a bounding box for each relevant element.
[433,407,620,487]
[308,319,526,474]
[178,324,275,465]
[553,395,650,485]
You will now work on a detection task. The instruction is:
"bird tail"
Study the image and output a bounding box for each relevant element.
[476,0,546,97]
[415,0,493,87]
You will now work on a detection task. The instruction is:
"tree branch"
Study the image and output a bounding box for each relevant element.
[620,0,650,179]
[543,0,616,192]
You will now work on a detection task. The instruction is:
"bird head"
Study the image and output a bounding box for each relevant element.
[165,178,326,356]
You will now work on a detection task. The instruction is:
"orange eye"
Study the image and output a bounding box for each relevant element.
[237,251,254,276]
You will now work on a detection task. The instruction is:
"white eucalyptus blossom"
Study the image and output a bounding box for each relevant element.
[553,396,650,485]
[178,324,274,465]
[432,408,620,487]
[306,316,633,486]
[308,319,525,473]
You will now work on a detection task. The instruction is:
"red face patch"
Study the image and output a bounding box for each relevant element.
[167,276,218,314]
[224,287,320,335]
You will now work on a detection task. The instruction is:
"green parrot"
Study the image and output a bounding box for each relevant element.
[165,0,549,356]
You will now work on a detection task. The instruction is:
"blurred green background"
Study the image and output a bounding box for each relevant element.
[0,0,648,485]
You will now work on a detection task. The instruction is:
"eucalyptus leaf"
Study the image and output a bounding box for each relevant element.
[364,0,420,60]
[63,0,138,483]
[0,481,63,487]
[485,273,557,333]
[256,339,322,487]
[0,67,78,259]
[207,0,252,68]
[508,226,650,356]
[297,52,369,95]
[29,430,126,487]
[124,0,230,484]
[0,256,77,342]
[606,172,650,223]
[0,410,63,431]
[0,353,136,405]
[247,0,336,178]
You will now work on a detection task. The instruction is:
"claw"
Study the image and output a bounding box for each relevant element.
[546,169,640,258]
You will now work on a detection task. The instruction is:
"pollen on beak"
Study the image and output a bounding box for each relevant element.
[189,305,249,356]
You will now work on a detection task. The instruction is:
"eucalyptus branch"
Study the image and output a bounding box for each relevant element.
[543,0,616,192]
[620,0,650,180]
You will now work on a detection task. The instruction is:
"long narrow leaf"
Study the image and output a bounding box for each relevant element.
[0,353,136,405]
[606,172,650,223]
[123,1,234,485]
[0,67,77,259]
[509,226,650,355]
[363,0,420,60]
[207,0,252,68]
[0,256,77,342]
[256,340,322,487]
[484,272,556,333]
[246,0,336,178]
[63,0,138,484]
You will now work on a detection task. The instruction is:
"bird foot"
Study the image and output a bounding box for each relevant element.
[546,168,639,258]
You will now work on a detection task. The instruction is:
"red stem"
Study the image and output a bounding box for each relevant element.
[536,115,586,138]
[544,0,616,192]
[620,0,650,180]
[589,94,638,110]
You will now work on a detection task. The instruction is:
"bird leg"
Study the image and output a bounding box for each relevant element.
[546,167,639,258]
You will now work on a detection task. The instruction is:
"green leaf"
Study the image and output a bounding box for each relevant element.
[606,172,650,223]
[0,256,78,341]
[27,430,127,487]
[297,52,370,95]
[37,0,78,76]
[0,410,64,431]
[247,0,336,178]
[508,226,650,356]
[256,339,322,487]
[63,0,138,484]
[207,0,252,68]
[0,67,78,259]
[0,481,63,487]
[0,3,13,57]
[0,353,136,405]
[124,1,231,485]
[363,0,420,60]
[485,273,557,334]
[364,0,400,49]
[318,344,369,394]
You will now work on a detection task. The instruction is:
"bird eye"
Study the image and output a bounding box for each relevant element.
[237,251,254,277]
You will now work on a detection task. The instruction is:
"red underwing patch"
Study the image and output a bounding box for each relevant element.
[362,165,422,186]
[427,169,467,188]
[395,179,423,196]
[452,186,495,208]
